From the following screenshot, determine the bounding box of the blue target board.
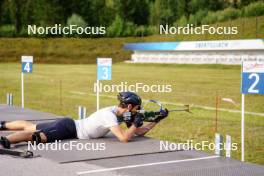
[241,61,264,94]
[21,56,33,73]
[97,58,112,80]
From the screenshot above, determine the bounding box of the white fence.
[131,50,264,65]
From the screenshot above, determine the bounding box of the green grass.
[0,16,263,64]
[0,63,263,165]
[0,15,263,165]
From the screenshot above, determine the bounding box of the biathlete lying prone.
[0,92,168,149]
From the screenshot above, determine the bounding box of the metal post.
[241,94,245,161]
[226,135,231,158]
[21,72,24,108]
[83,107,86,119]
[6,93,9,105]
[9,93,13,106]
[78,106,86,120]
[96,80,100,111]
[59,80,62,109]
[215,133,223,156]
[7,93,13,106]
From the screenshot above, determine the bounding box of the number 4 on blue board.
[242,62,264,94]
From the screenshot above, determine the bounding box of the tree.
[67,13,87,27]
[240,0,258,7]
[206,0,226,11]
[149,0,174,25]
[22,0,47,26]
[0,0,12,25]
[189,0,208,14]
[90,0,115,26]
[115,0,149,25]
[45,0,68,24]
[9,0,27,34]
[0,0,4,24]
[107,15,124,37]
[189,0,226,15]
[73,0,93,25]
[167,0,180,23]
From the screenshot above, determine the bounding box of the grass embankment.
[0,16,263,64]
[0,63,263,164]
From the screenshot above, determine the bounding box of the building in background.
[124,39,264,65]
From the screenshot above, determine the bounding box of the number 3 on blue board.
[102,67,109,80]
[97,66,111,80]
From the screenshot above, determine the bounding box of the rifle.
[137,100,192,122]
[0,148,34,158]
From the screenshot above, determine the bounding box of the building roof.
[124,39,264,51]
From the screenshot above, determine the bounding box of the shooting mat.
[0,105,63,121]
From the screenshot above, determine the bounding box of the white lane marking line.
[69,91,87,95]
[76,155,220,175]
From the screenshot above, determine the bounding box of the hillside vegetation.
[0,16,263,64]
